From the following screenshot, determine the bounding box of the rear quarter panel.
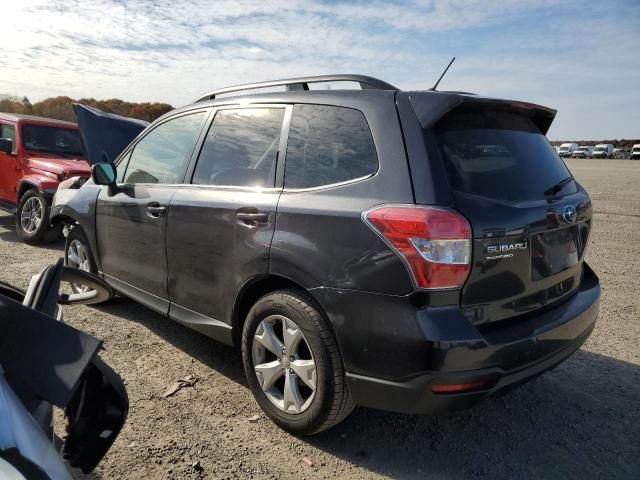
[270,93,415,295]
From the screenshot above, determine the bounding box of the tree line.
[0,94,173,123]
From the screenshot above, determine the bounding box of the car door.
[95,110,208,314]
[0,123,19,204]
[166,105,289,341]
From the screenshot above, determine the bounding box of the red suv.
[0,113,90,243]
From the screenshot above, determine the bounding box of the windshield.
[435,109,574,202]
[633,147,640,152]
[21,124,84,156]
[559,146,570,151]
[576,148,587,152]
[594,147,606,152]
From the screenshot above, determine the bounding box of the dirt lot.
[1,159,639,479]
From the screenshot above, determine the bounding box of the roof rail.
[192,74,398,103]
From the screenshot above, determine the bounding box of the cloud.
[2,0,639,138]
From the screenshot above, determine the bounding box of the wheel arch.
[232,274,337,349]
[52,206,103,273]
[17,180,38,200]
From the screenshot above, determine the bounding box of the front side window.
[116,150,132,183]
[21,125,83,156]
[123,112,206,184]
[192,108,285,188]
[0,125,15,151]
[284,105,378,189]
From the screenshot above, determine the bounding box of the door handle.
[146,203,166,218]
[236,211,268,225]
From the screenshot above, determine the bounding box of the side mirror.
[0,137,14,155]
[91,162,117,186]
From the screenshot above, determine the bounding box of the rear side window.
[435,109,574,201]
[0,125,15,151]
[123,112,206,184]
[192,108,285,188]
[284,105,378,189]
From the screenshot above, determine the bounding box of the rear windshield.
[434,109,574,201]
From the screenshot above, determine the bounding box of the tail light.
[363,205,471,290]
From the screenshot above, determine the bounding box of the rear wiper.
[544,176,574,197]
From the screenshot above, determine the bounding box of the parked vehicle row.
[554,142,638,159]
[49,75,600,435]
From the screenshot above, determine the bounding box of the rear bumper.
[312,264,600,415]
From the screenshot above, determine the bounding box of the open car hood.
[73,104,149,165]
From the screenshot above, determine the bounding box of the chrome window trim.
[282,172,376,193]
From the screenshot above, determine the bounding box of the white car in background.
[631,144,640,160]
[573,145,594,158]
[592,144,614,159]
[613,148,628,159]
[558,142,578,157]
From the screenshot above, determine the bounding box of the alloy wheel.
[252,315,317,414]
[20,196,43,234]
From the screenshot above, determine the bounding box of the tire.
[242,289,354,435]
[64,227,99,295]
[15,189,60,244]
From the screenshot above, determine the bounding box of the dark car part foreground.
[52,74,599,434]
[0,259,127,478]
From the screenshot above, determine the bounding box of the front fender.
[18,174,59,199]
[51,183,102,271]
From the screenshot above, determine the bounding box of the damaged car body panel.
[0,260,126,476]
[53,106,154,272]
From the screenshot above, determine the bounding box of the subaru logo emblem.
[562,205,577,223]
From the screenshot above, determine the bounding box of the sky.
[2,0,639,140]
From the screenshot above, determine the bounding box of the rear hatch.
[414,96,592,327]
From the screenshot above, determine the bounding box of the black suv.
[51,75,600,435]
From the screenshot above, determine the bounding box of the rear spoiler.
[408,91,557,135]
[73,104,149,165]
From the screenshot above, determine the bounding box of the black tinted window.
[21,125,83,156]
[124,112,205,184]
[435,109,574,201]
[192,108,284,188]
[285,105,378,189]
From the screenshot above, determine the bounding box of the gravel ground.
[1,159,638,480]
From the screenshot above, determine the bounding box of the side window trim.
[118,108,210,186]
[281,171,377,193]
[275,105,293,190]
[185,104,291,190]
